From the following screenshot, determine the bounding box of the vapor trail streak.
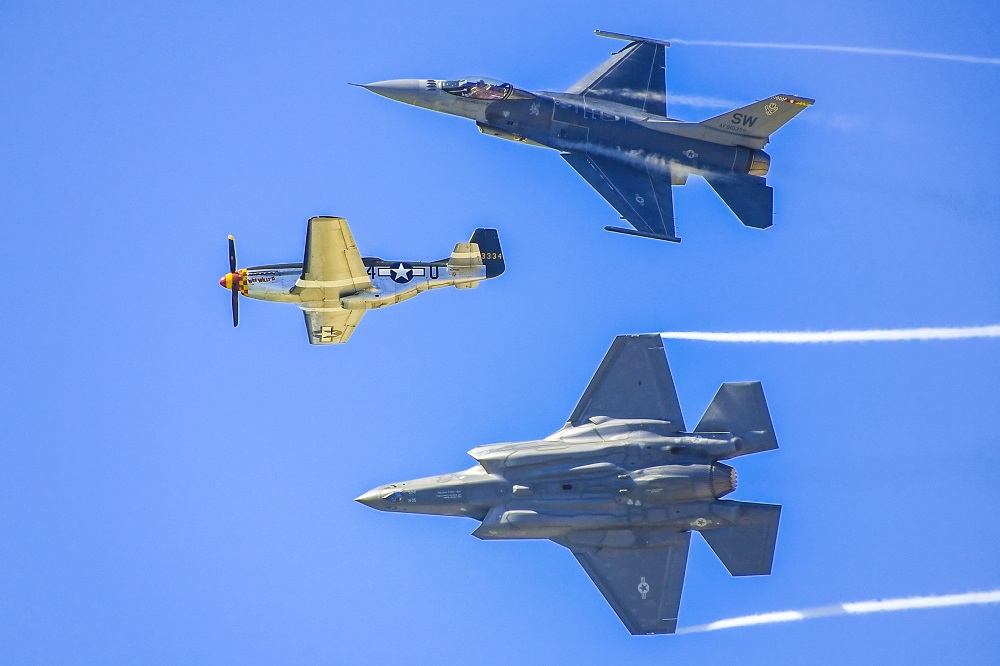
[668,38,1000,66]
[659,325,1000,344]
[677,590,1000,634]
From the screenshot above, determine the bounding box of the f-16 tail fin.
[696,382,778,457]
[700,94,814,142]
[700,501,781,576]
[703,174,774,230]
[470,228,505,278]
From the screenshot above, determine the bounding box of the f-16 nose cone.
[361,79,427,106]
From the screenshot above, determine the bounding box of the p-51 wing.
[295,216,372,297]
[293,216,373,345]
[301,308,365,345]
[561,153,679,242]
[556,530,691,635]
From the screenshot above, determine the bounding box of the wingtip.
[594,30,670,47]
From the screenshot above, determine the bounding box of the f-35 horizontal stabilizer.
[696,382,777,457]
[704,174,774,230]
[699,501,780,576]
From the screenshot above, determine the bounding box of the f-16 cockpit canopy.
[442,78,513,100]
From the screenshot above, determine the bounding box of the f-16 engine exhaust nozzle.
[749,150,770,176]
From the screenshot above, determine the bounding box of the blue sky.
[2,1,998,663]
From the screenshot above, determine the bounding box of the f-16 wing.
[295,216,373,298]
[301,308,365,345]
[568,31,668,116]
[556,530,691,635]
[567,334,686,430]
[561,152,679,242]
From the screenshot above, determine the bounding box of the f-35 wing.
[561,152,679,242]
[567,334,685,429]
[567,31,669,117]
[301,308,365,345]
[556,530,691,635]
[294,216,373,300]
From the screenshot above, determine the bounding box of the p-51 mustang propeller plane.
[219,216,504,344]
[361,30,814,242]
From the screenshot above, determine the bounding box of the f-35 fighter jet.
[362,30,813,242]
[357,334,780,634]
[219,216,504,344]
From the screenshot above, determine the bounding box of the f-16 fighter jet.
[357,334,780,634]
[362,30,813,242]
[218,216,504,345]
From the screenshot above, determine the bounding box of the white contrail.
[678,590,1000,634]
[668,38,1000,66]
[659,325,1000,344]
[668,93,742,110]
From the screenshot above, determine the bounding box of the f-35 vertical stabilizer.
[696,381,778,458]
[699,501,781,576]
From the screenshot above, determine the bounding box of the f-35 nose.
[355,488,382,507]
[360,79,428,106]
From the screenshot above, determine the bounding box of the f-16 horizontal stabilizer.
[696,382,777,457]
[704,174,774,230]
[700,501,781,576]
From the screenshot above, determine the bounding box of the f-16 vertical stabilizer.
[696,382,778,457]
[700,501,781,576]
[699,94,815,142]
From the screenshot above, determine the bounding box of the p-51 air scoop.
[357,334,781,634]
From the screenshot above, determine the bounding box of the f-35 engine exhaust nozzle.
[631,462,737,502]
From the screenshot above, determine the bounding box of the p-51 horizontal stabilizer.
[699,501,781,576]
[696,381,777,457]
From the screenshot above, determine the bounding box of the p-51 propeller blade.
[218,235,240,327]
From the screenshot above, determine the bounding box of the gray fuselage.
[358,417,750,547]
[361,79,771,184]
